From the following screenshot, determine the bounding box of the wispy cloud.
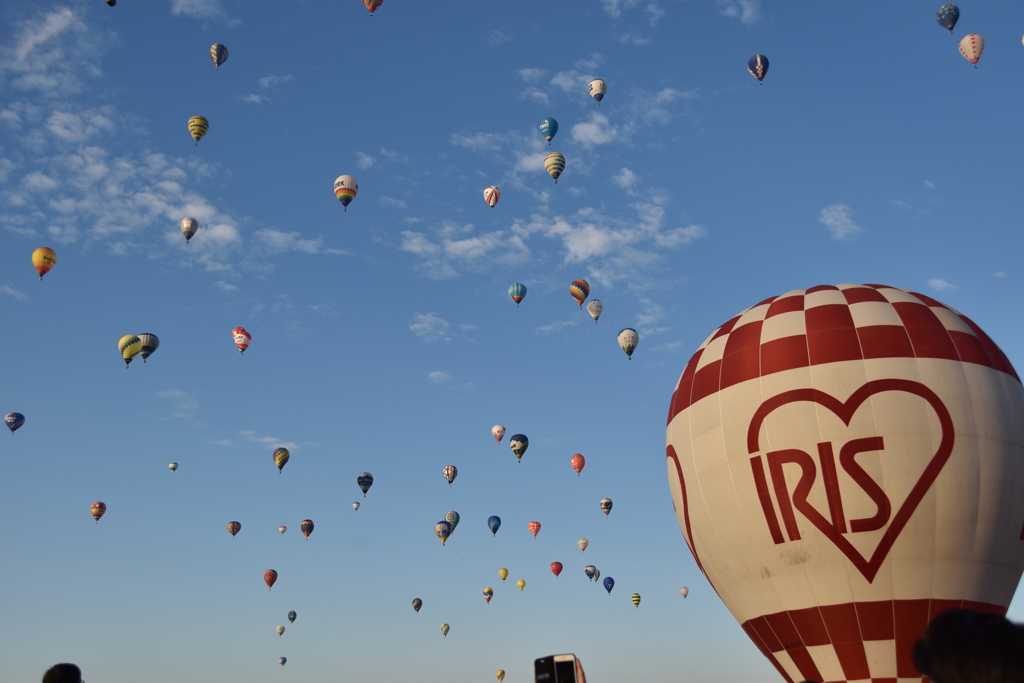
[488,30,511,47]
[993,272,1007,278]
[400,221,529,279]
[1,284,29,301]
[717,0,760,25]
[157,389,199,419]
[356,152,375,170]
[819,204,862,241]
[928,278,957,292]
[239,93,267,104]
[618,33,651,45]
[536,319,579,335]
[571,113,618,146]
[379,196,407,209]
[253,229,348,256]
[409,312,451,342]
[238,430,298,452]
[170,0,240,25]
[428,371,453,383]
[258,74,293,89]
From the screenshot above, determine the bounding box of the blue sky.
[2,1,1024,681]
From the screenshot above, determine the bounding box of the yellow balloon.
[118,334,141,369]
[32,247,57,280]
[496,670,505,682]
[498,568,508,582]
[516,579,526,591]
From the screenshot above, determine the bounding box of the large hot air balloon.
[508,283,527,307]
[232,327,251,355]
[747,54,769,83]
[499,568,508,582]
[273,447,289,473]
[357,472,373,496]
[440,623,449,637]
[540,117,558,144]
[544,152,565,183]
[488,515,501,536]
[32,247,57,280]
[550,562,563,578]
[588,79,606,104]
[210,43,228,69]
[571,453,585,475]
[631,593,641,608]
[680,587,688,599]
[352,502,360,511]
[264,569,277,591]
[445,511,460,533]
[180,217,198,243]
[599,498,613,516]
[510,434,529,461]
[412,598,422,613]
[959,34,984,67]
[91,501,106,523]
[333,175,358,211]
[118,335,141,369]
[483,587,493,603]
[278,657,286,667]
[364,0,383,15]
[188,115,209,145]
[496,670,505,682]
[5,412,25,434]
[603,576,615,594]
[618,328,639,360]
[276,625,285,637]
[300,519,314,539]
[936,4,959,33]
[168,462,177,472]
[578,538,589,552]
[584,565,597,581]
[528,521,541,538]
[516,579,526,591]
[570,280,590,308]
[665,283,1024,683]
[492,425,506,443]
[484,186,500,210]
[227,521,241,537]
[435,520,452,545]
[443,465,458,487]
[288,610,296,623]
[137,333,159,363]
[587,299,603,323]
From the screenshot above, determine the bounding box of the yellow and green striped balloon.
[188,116,209,146]
[544,152,565,184]
[118,334,141,369]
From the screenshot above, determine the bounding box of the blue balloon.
[287,610,296,624]
[539,117,559,144]
[936,4,959,33]
[487,515,501,537]
[747,54,769,83]
[603,576,614,594]
[508,283,527,307]
[4,412,25,434]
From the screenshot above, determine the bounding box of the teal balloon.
[445,510,460,533]
[540,117,558,144]
[508,283,527,307]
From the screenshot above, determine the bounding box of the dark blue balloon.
[603,576,614,594]
[747,54,769,83]
[287,610,296,624]
[487,515,501,536]
[4,412,24,434]
[936,4,959,33]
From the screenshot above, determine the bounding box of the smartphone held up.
[534,653,586,683]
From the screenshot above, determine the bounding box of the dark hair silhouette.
[42,663,81,683]
[911,609,1024,683]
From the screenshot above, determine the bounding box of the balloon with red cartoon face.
[666,284,1024,683]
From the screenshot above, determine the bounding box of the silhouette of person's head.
[912,609,1024,683]
[42,663,82,683]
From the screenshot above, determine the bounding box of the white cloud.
[258,74,293,89]
[213,280,239,293]
[488,30,511,47]
[451,131,506,153]
[517,68,547,82]
[619,33,651,45]
[923,180,935,189]
[602,1,663,24]
[536,319,579,335]
[571,113,618,146]
[379,196,407,209]
[1,284,29,301]
[928,278,957,291]
[428,371,453,383]
[400,223,529,279]
[170,0,239,25]
[994,272,1007,278]
[717,0,761,25]
[253,229,347,256]
[819,204,862,241]
[635,298,667,335]
[613,168,640,194]
[550,70,592,95]
[239,94,267,104]
[157,389,199,418]
[46,109,113,142]
[519,87,549,105]
[356,152,375,170]
[238,430,298,452]
[409,313,451,342]
[22,171,59,192]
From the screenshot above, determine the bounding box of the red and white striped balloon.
[958,34,984,67]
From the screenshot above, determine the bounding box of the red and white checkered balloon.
[666,284,1024,683]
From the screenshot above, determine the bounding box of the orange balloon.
[570,453,585,475]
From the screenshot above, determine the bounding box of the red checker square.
[959,315,1019,381]
[946,331,993,369]
[832,639,871,681]
[720,321,763,389]
[760,335,810,376]
[842,287,889,305]
[741,621,794,683]
[690,360,722,406]
[869,678,898,683]
[745,615,785,652]
[892,303,959,361]
[806,305,863,365]
[788,606,831,647]
[711,315,741,342]
[763,610,803,647]
[667,348,703,423]
[894,599,929,678]
[855,600,895,640]
[905,291,949,309]
[766,295,805,318]
[755,295,780,307]
[820,602,861,643]
[856,325,915,360]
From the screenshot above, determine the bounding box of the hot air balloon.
[496,670,505,682]
[5,412,25,434]
[445,511,460,533]
[300,519,314,539]
[483,587,493,603]
[278,657,286,667]
[631,593,641,608]
[936,4,959,33]
[232,327,251,355]
[91,501,106,523]
[570,280,590,308]
[959,34,984,67]
[593,568,600,582]
[508,283,527,307]
[665,283,1024,683]
[488,515,501,536]
[550,562,563,578]
[412,598,422,613]
[137,333,159,363]
[587,299,603,323]
[180,217,198,243]
[364,0,383,15]
[333,175,358,211]
[31,247,56,280]
[168,462,177,472]
[188,115,208,145]
[680,587,688,599]
[578,538,589,552]
[273,448,289,473]
[227,521,241,537]
[747,54,769,83]
[107,0,115,6]
[288,610,296,623]
[443,465,457,487]
[435,520,452,545]
[600,498,613,516]
[584,566,597,581]
[357,472,373,496]
[484,186,500,210]
[544,152,565,183]
[618,328,639,360]
[492,425,506,443]
[276,625,285,637]
[352,502,360,511]
[440,623,449,637]
[571,453,585,475]
[516,579,526,591]
[540,117,558,144]
[588,79,606,104]
[118,335,141,368]
[603,576,615,594]
[210,43,228,69]
[264,569,277,591]
[528,521,541,538]
[279,526,287,534]
[510,434,529,461]
[499,568,508,582]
